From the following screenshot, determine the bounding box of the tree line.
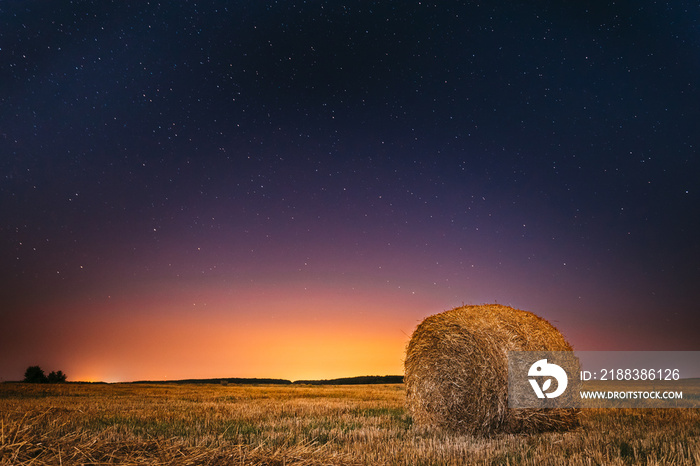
[23,366,67,383]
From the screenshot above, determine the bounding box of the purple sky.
[1,1,699,382]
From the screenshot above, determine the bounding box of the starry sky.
[1,1,699,383]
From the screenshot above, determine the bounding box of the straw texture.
[404,304,579,435]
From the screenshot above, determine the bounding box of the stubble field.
[1,382,699,465]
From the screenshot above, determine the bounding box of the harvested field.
[1,383,699,465]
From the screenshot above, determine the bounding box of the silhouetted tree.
[47,370,67,383]
[24,366,48,383]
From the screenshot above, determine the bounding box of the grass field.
[1,382,699,465]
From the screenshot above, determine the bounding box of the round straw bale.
[404,304,578,435]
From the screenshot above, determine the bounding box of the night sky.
[2,1,699,383]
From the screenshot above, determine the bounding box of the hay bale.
[404,304,578,435]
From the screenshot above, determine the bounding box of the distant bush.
[23,366,67,383]
[24,366,47,383]
[48,370,67,383]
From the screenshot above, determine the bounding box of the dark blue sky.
[1,1,699,381]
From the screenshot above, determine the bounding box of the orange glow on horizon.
[33,278,435,383]
[64,322,409,382]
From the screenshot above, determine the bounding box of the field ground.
[1,382,699,465]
